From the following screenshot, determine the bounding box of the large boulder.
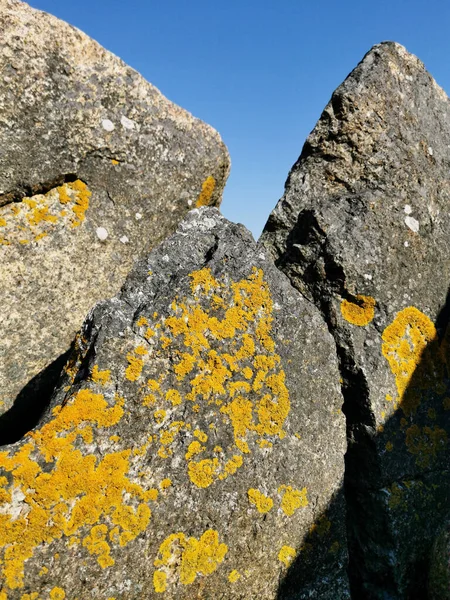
[0,0,229,427]
[260,42,450,598]
[0,208,348,599]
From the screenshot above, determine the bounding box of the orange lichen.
[0,389,155,590]
[195,176,216,208]
[278,485,308,516]
[0,180,92,245]
[247,488,274,513]
[340,295,375,326]
[90,365,111,385]
[153,529,227,590]
[126,267,290,488]
[382,307,437,415]
[125,353,144,382]
[278,545,297,567]
[188,458,219,488]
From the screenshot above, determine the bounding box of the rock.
[0,208,348,599]
[0,0,229,426]
[260,42,450,598]
[428,518,450,600]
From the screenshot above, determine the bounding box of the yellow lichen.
[153,570,167,593]
[90,365,111,385]
[153,529,227,589]
[125,353,144,382]
[278,485,308,516]
[49,590,66,600]
[160,479,172,490]
[247,488,274,513]
[195,176,216,207]
[382,307,437,415]
[0,389,155,590]
[228,569,241,582]
[188,458,219,488]
[340,295,375,326]
[278,545,297,567]
[128,267,291,488]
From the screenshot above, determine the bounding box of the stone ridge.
[0,208,348,599]
[261,41,450,598]
[0,0,230,421]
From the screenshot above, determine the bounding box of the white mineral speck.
[135,212,143,220]
[101,119,115,132]
[364,274,373,280]
[404,241,409,247]
[187,199,193,206]
[121,115,136,130]
[120,236,129,244]
[404,216,419,233]
[428,146,433,156]
[404,204,412,214]
[96,227,108,241]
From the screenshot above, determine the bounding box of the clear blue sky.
[29,0,450,239]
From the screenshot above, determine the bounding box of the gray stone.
[260,42,450,598]
[0,0,229,423]
[0,208,348,599]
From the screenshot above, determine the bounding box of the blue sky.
[29,1,450,239]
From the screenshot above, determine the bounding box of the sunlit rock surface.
[0,0,229,421]
[0,208,347,599]
[260,42,450,598]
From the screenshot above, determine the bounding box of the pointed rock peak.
[261,42,450,597]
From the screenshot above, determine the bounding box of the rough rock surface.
[428,518,450,599]
[0,208,348,599]
[260,42,450,598]
[0,0,229,423]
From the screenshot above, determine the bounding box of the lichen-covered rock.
[260,42,450,598]
[0,0,229,421]
[429,519,450,600]
[0,208,348,599]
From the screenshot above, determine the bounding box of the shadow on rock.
[277,290,450,600]
[0,346,72,446]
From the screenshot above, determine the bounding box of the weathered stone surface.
[428,518,450,599]
[260,42,450,598]
[0,0,229,421]
[0,208,348,599]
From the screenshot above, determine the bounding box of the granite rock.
[260,42,450,598]
[0,0,229,423]
[0,208,347,599]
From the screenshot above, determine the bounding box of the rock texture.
[0,0,229,424]
[428,518,450,600]
[0,208,348,599]
[260,42,450,598]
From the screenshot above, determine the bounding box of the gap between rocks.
[0,173,79,207]
[273,209,397,599]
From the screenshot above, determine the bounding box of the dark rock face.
[0,208,348,599]
[260,42,450,598]
[428,519,450,599]
[0,0,229,420]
